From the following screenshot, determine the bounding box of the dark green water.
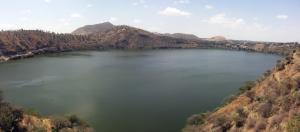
[0,49,282,132]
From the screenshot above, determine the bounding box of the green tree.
[65,113,90,127]
[0,89,3,102]
[239,81,255,93]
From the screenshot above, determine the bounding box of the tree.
[0,89,3,102]
[239,81,255,93]
[50,115,71,130]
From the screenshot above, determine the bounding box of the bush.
[276,62,285,71]
[286,116,300,132]
[294,77,300,91]
[233,116,245,128]
[65,113,90,127]
[213,115,232,131]
[254,119,267,131]
[221,94,237,105]
[246,117,256,130]
[0,102,24,132]
[245,91,255,101]
[0,89,3,102]
[23,107,41,117]
[186,112,210,125]
[50,115,71,130]
[269,114,283,128]
[264,69,271,77]
[236,107,248,118]
[239,81,255,93]
[257,102,272,118]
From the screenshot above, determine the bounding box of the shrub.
[257,102,272,118]
[213,115,232,131]
[282,96,293,111]
[233,116,245,128]
[236,107,248,118]
[277,62,285,71]
[0,102,24,132]
[294,77,300,91]
[65,113,90,127]
[186,112,210,125]
[246,117,256,130]
[239,81,255,93]
[286,116,300,132]
[0,89,3,102]
[245,91,255,101]
[221,94,237,105]
[23,107,41,117]
[254,119,267,131]
[269,114,283,128]
[295,58,300,72]
[50,115,71,130]
[264,69,271,77]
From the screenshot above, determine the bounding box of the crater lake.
[0,49,283,132]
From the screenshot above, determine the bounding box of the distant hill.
[206,36,226,41]
[71,22,115,35]
[94,25,198,49]
[163,33,201,41]
[0,24,297,63]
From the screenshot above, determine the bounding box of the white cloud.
[134,19,141,23]
[132,2,138,6]
[0,24,14,28]
[144,5,148,8]
[63,23,70,26]
[87,4,92,7]
[71,13,82,17]
[202,13,246,28]
[109,17,117,22]
[158,7,192,17]
[174,0,190,4]
[253,17,258,20]
[246,23,271,32]
[277,15,288,19]
[45,0,51,2]
[59,19,66,22]
[140,0,145,3]
[20,18,27,20]
[205,5,213,9]
[22,10,31,13]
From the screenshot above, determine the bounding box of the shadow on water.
[42,52,92,58]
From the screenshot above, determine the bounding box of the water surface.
[0,49,282,132]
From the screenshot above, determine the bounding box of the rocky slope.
[71,22,115,35]
[182,48,300,132]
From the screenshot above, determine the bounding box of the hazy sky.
[1,0,299,42]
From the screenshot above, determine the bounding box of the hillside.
[0,29,107,62]
[0,26,201,63]
[71,22,115,35]
[206,36,227,41]
[182,48,300,132]
[95,25,198,49]
[0,24,297,63]
[163,33,201,41]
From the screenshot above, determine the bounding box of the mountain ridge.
[71,22,115,35]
